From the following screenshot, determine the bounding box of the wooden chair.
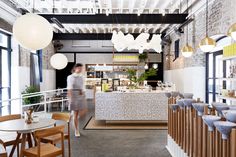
[0,114,21,156]
[0,139,7,157]
[41,113,71,157]
[22,125,65,157]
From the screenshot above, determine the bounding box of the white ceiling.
[5,0,193,34]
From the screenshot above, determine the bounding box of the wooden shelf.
[221,56,236,61]
[218,96,236,101]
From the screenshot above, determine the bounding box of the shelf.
[217,78,236,81]
[218,96,236,101]
[221,56,236,61]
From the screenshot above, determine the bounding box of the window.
[0,31,11,116]
[206,51,225,104]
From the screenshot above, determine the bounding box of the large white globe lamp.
[13,13,53,51]
[50,53,68,70]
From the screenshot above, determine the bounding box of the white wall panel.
[164,67,205,101]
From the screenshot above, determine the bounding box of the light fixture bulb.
[199,36,216,52]
[139,49,144,54]
[228,23,236,41]
[153,64,158,69]
[13,13,53,51]
[181,44,194,58]
[144,64,148,69]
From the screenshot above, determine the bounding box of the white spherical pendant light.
[199,36,216,52]
[50,53,68,70]
[13,13,53,51]
[144,64,149,69]
[228,23,236,41]
[181,45,194,58]
[153,64,158,69]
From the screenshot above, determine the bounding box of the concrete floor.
[66,101,171,157]
[7,101,171,157]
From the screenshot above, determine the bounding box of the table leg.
[20,134,27,157]
[27,133,33,148]
[31,132,37,146]
[9,133,21,157]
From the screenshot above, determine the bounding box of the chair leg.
[68,138,71,157]
[17,143,19,157]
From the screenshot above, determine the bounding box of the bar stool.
[214,121,236,157]
[202,115,221,157]
[223,110,236,157]
[192,103,208,157]
[181,93,194,99]
[176,99,185,149]
[212,102,229,117]
[169,104,179,141]
[165,92,172,136]
[183,99,195,156]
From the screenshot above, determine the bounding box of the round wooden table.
[0,118,55,157]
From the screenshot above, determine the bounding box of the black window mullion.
[205,53,209,103]
[212,53,216,101]
[0,49,2,115]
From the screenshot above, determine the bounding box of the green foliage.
[126,68,157,85]
[138,52,148,62]
[21,86,41,105]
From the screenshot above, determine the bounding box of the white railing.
[0,88,69,114]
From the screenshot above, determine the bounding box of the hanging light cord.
[186,0,189,45]
[206,0,209,37]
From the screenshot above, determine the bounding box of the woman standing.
[67,63,87,137]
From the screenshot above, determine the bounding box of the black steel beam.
[40,14,188,24]
[53,33,159,40]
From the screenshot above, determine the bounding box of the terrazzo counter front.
[95,91,168,121]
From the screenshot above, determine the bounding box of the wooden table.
[0,118,55,157]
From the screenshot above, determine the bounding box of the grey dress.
[67,73,86,111]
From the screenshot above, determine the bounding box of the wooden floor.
[84,117,168,130]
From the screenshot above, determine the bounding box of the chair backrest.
[35,125,65,157]
[0,114,21,122]
[35,125,65,139]
[52,113,71,123]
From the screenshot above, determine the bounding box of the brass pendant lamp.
[199,0,216,52]
[228,23,236,40]
[181,0,194,58]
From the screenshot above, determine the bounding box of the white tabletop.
[0,118,56,133]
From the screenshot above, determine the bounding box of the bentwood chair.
[22,125,65,157]
[0,114,21,156]
[41,113,71,157]
[0,139,7,157]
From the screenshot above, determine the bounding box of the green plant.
[138,52,148,62]
[126,68,157,85]
[22,86,41,105]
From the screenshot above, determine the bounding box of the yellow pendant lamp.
[182,44,194,58]
[181,0,194,58]
[199,0,216,52]
[228,23,236,41]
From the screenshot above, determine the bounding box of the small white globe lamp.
[153,64,158,69]
[144,64,149,69]
[13,13,53,51]
[50,53,68,70]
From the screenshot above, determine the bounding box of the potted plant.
[138,52,148,62]
[126,68,157,89]
[21,86,42,105]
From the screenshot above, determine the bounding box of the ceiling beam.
[53,33,160,40]
[39,13,188,24]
